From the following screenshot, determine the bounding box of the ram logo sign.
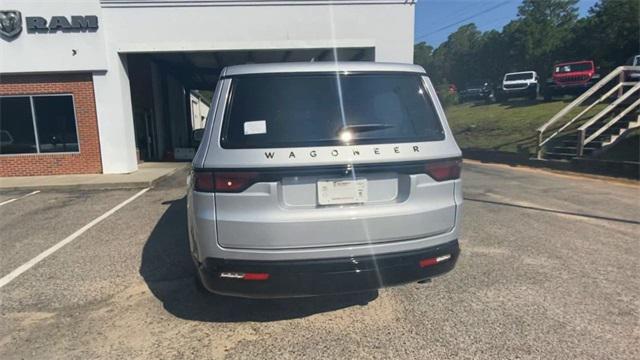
[26,15,99,33]
[0,10,22,39]
[0,12,98,40]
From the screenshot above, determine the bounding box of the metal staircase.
[537,66,640,160]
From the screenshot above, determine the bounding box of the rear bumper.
[198,239,460,298]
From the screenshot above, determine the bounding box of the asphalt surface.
[1,162,638,359]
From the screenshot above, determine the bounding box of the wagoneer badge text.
[264,145,422,159]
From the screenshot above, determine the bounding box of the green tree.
[572,0,640,71]
[510,0,579,76]
[434,23,483,86]
[413,0,638,86]
[413,42,437,79]
[476,30,510,83]
[413,42,434,66]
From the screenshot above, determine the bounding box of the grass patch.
[444,99,601,155]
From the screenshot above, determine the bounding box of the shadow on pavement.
[140,196,378,323]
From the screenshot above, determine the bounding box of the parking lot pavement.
[0,190,39,206]
[0,189,142,279]
[1,163,638,359]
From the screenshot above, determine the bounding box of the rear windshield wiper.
[338,124,395,134]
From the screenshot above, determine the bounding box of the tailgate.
[214,163,457,250]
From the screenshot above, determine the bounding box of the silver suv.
[187,62,462,298]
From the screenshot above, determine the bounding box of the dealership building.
[0,0,415,177]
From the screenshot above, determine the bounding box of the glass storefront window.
[33,96,79,153]
[0,97,38,154]
[0,95,79,155]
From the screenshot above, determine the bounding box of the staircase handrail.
[536,65,639,159]
[577,82,640,133]
[576,96,640,156]
[538,83,623,148]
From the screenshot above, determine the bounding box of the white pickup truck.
[497,71,539,101]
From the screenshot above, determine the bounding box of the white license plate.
[317,179,368,205]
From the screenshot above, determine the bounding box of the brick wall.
[0,73,102,177]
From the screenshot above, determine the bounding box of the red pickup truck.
[543,60,600,101]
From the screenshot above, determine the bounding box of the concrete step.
[543,151,578,160]
[562,139,603,147]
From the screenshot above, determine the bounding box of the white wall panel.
[1,0,414,174]
[0,1,107,73]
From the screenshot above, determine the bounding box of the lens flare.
[339,130,353,142]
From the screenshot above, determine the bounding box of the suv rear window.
[220,73,444,149]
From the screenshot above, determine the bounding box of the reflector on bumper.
[219,272,270,281]
[419,254,451,268]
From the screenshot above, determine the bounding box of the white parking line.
[0,190,41,207]
[0,187,150,289]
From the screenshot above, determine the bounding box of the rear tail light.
[214,172,259,192]
[425,159,461,181]
[193,171,259,192]
[193,159,461,192]
[193,171,215,192]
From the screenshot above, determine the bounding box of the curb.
[0,182,153,192]
[0,164,187,192]
[462,149,640,180]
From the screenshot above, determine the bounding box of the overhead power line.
[415,0,513,41]
[427,1,487,30]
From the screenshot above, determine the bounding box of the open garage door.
[126,48,375,161]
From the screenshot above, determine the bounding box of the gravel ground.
[0,162,638,359]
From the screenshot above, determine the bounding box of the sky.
[415,0,600,47]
